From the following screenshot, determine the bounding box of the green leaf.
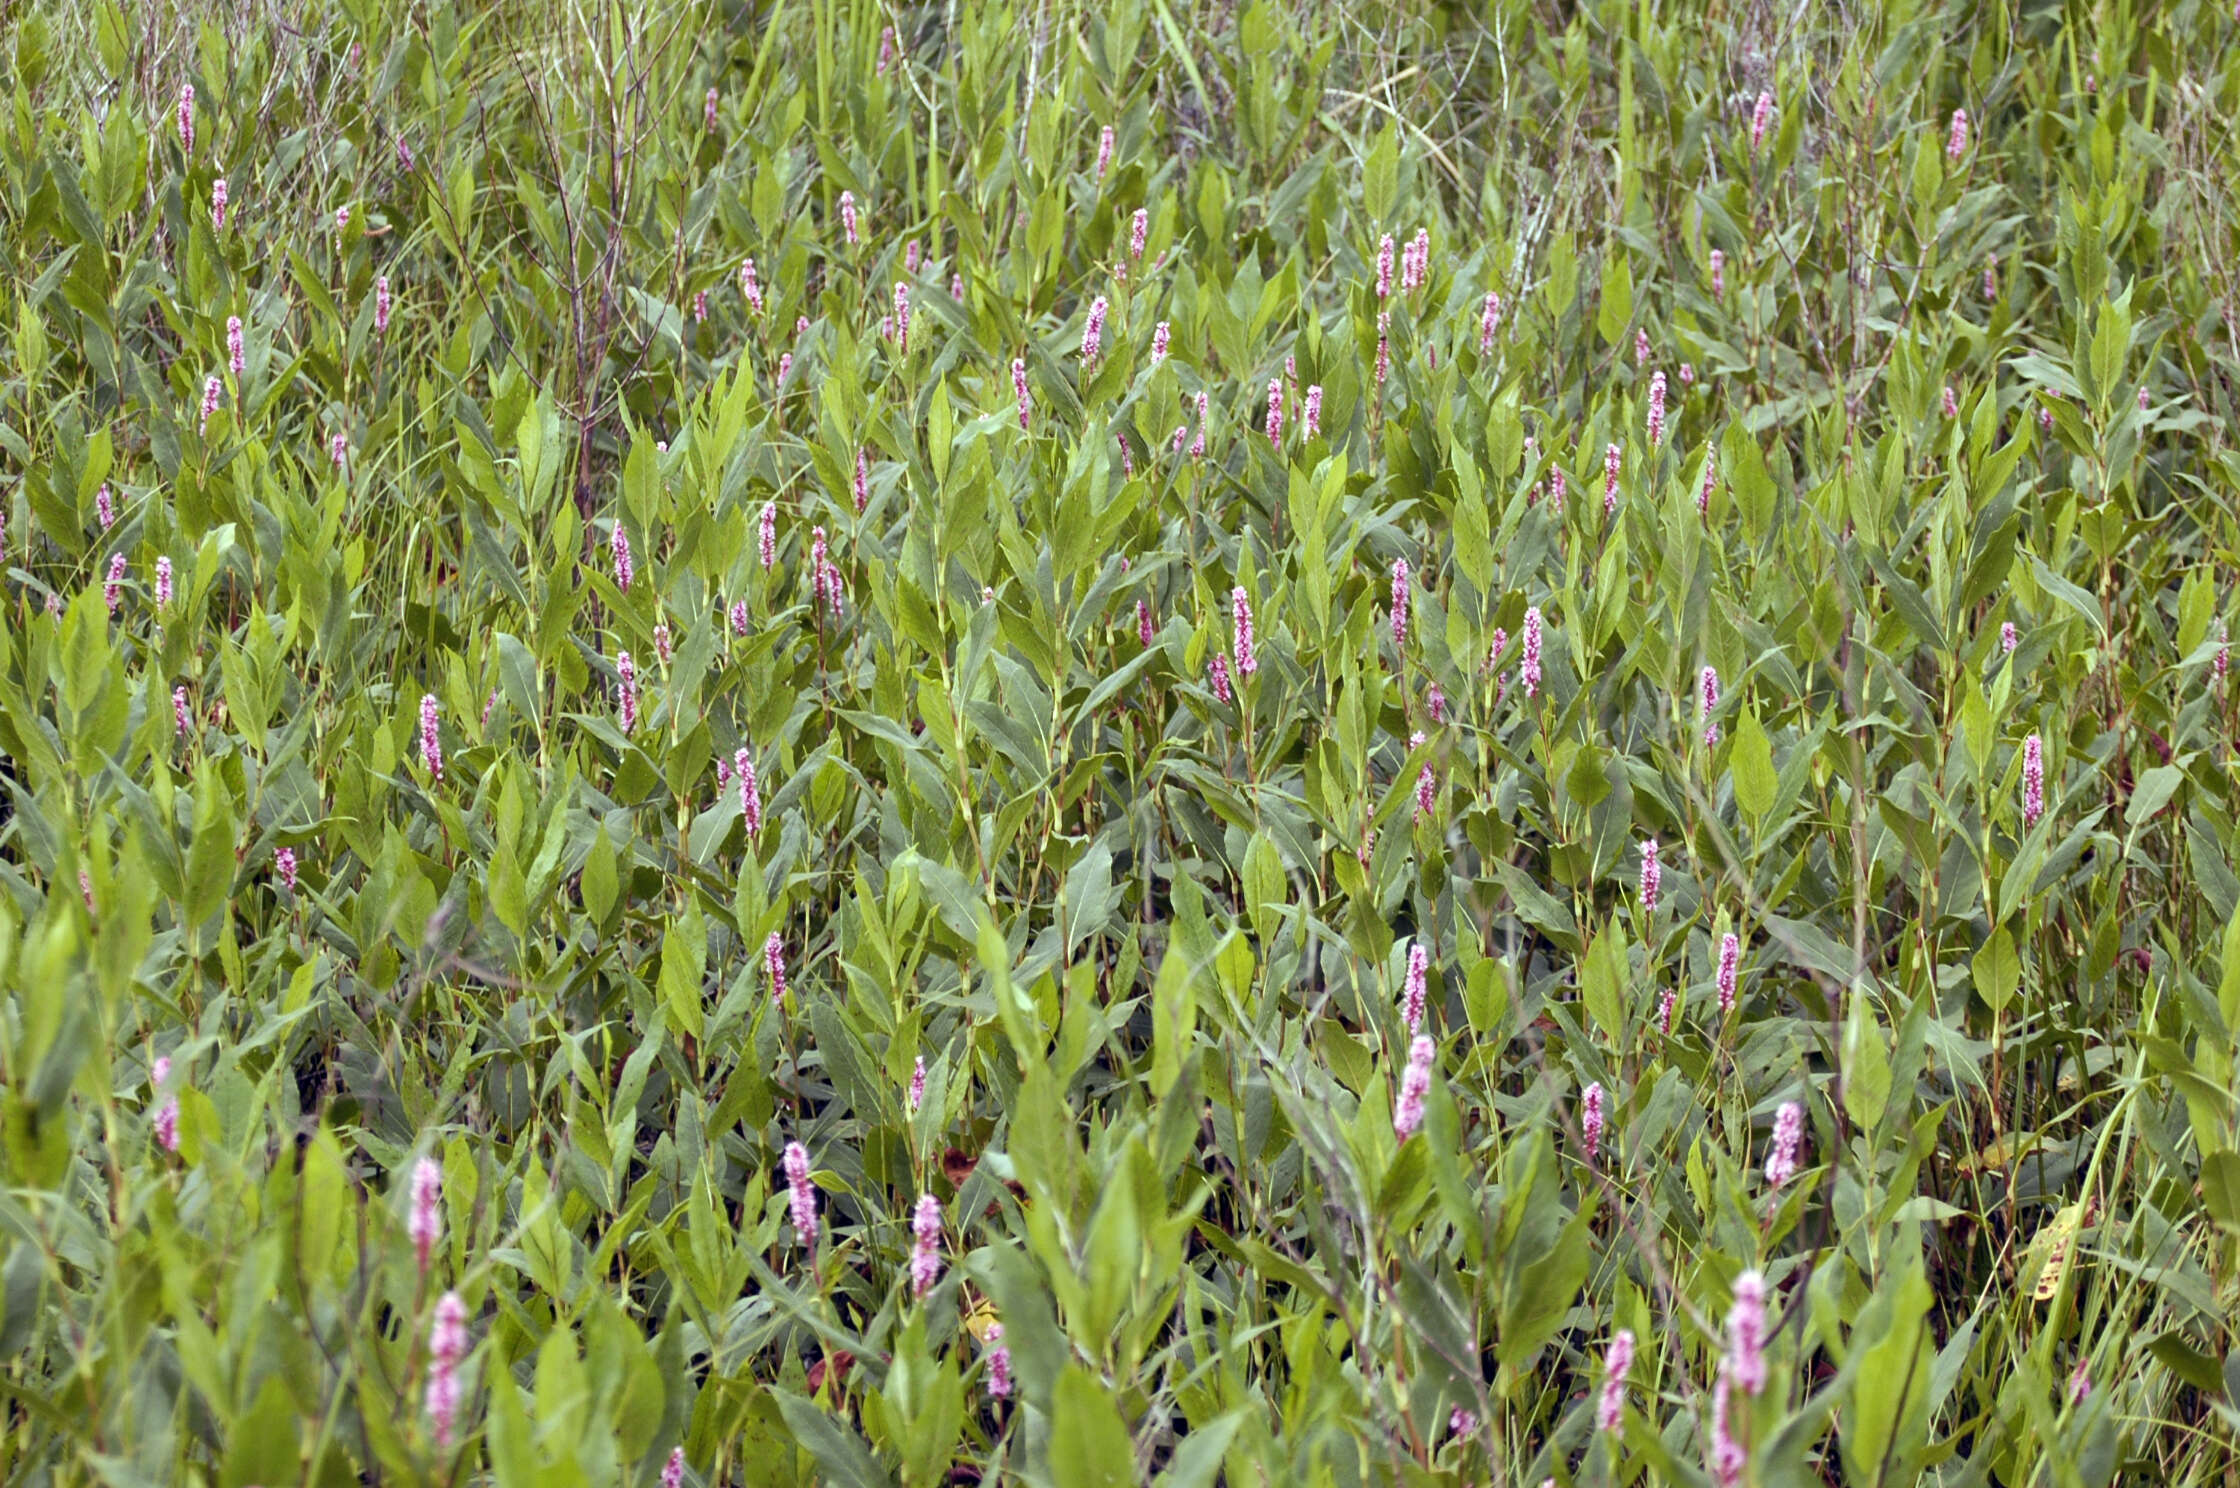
[1729,710,1777,821]
[1048,1366,1135,1488]
[1972,927,2020,1015]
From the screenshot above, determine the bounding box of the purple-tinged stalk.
[396,137,416,171]
[1717,933,1740,1014]
[1392,1034,1434,1141]
[765,933,789,1008]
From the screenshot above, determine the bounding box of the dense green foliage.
[5,0,2240,1482]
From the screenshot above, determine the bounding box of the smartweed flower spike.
[425,1292,470,1447]
[410,1157,443,1273]
[201,375,222,434]
[1699,448,1719,516]
[810,526,829,601]
[227,316,244,378]
[2023,733,2044,827]
[1479,291,1502,353]
[1450,1409,1480,1439]
[740,258,764,314]
[1717,932,1740,1014]
[1549,467,1566,515]
[1521,607,1544,698]
[1657,987,1676,1035]
[1012,358,1031,431]
[1082,295,1107,366]
[2139,384,2151,411]
[1096,124,1114,180]
[1375,313,1391,385]
[1947,107,1970,161]
[1209,651,1233,705]
[1392,1034,1435,1141]
[1700,665,1721,746]
[1580,1082,1604,1164]
[692,290,707,324]
[1151,320,1170,365]
[1266,378,1284,447]
[838,190,859,246]
[910,1193,943,1297]
[985,1325,1013,1398]
[611,523,633,593]
[1403,942,1429,1032]
[1427,682,1446,722]
[877,26,895,74]
[97,484,113,530]
[331,432,348,469]
[1647,371,1667,447]
[950,272,965,300]
[1983,253,1998,301]
[729,600,751,635]
[211,178,228,232]
[104,554,125,614]
[783,1142,816,1247]
[1640,838,1661,916]
[1710,248,1725,300]
[276,846,297,892]
[854,448,870,514]
[173,685,191,739]
[396,137,416,171]
[1766,1100,1804,1188]
[1130,208,1148,263]
[1634,328,1650,367]
[907,1055,926,1113]
[652,623,672,666]
[1604,442,1623,515]
[2068,1357,2091,1407]
[759,501,777,569]
[2001,621,2018,655]
[2218,623,2229,681]
[1711,1373,1747,1487]
[155,556,172,610]
[420,694,443,780]
[1942,384,1959,418]
[1598,1331,1635,1433]
[1303,384,1322,441]
[151,1057,180,1151]
[375,275,392,335]
[1750,90,1774,154]
[614,652,637,734]
[735,747,761,834]
[1138,599,1155,647]
[777,353,793,386]
[1192,391,1209,458]
[1680,361,1695,384]
[893,282,911,352]
[335,204,350,235]
[1390,558,1410,649]
[705,87,719,131]
[177,84,195,156]
[1411,227,1431,287]
[764,932,790,1006]
[664,1447,686,1488]
[1727,1271,1769,1394]
[1231,587,1257,677]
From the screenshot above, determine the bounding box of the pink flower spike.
[1402,942,1429,1032]
[1138,599,1155,647]
[1392,1034,1435,1141]
[151,1056,181,1152]
[1598,1330,1635,1433]
[741,258,764,315]
[1390,558,1410,650]
[2022,732,2044,828]
[854,447,870,514]
[1699,449,1719,517]
[173,685,191,740]
[211,177,228,232]
[1130,208,1148,262]
[893,281,910,353]
[420,693,443,781]
[1603,442,1622,515]
[1303,384,1322,440]
[1151,321,1170,365]
[375,274,392,334]
[1095,124,1114,180]
[1376,234,1394,298]
[425,1292,468,1448]
[1634,328,1650,367]
[908,1055,927,1114]
[705,87,720,131]
[1012,358,1032,431]
[1639,838,1660,916]
[1479,291,1502,353]
[735,747,761,834]
[1647,371,1667,447]
[759,501,778,569]
[103,553,126,614]
[2068,1356,2091,1407]
[177,84,195,156]
[1580,1081,1604,1164]
[410,1156,443,1273]
[909,1192,943,1297]
[765,932,790,1008]
[1947,107,1970,161]
[1700,665,1721,746]
[1657,987,1676,1035]
[1414,760,1436,824]
[1521,607,1544,699]
[200,375,223,434]
[276,846,297,891]
[154,555,173,610]
[1208,650,1233,706]
[614,651,637,734]
[227,316,245,379]
[1192,391,1209,458]
[1710,248,1725,300]
[611,522,634,593]
[1765,1100,1804,1188]
[1726,1271,1768,1394]
[2001,621,2018,655]
[1717,932,1740,1014]
[783,1141,817,1247]
[1231,587,1257,677]
[1750,91,1774,155]
[1942,384,1959,419]
[986,1324,1013,1398]
[1266,378,1283,447]
[1081,295,1107,366]
[838,190,859,246]
[664,1446,686,1488]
